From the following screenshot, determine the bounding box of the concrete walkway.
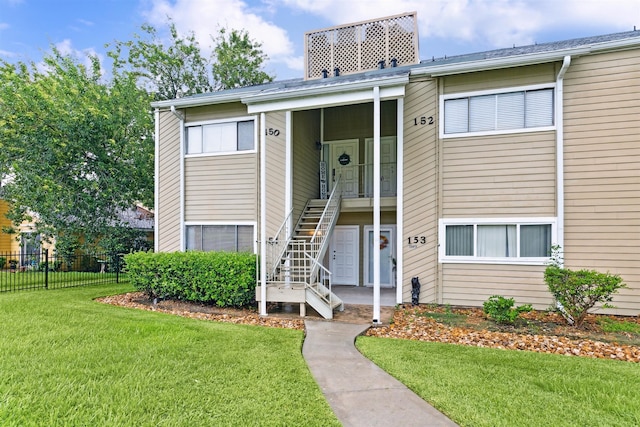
[303,320,458,427]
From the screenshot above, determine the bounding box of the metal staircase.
[264,179,343,319]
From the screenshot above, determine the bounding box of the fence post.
[44,248,49,289]
[115,253,120,284]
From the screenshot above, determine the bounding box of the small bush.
[124,251,257,307]
[483,295,532,325]
[0,257,5,269]
[545,265,627,327]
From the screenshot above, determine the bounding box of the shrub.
[483,295,532,325]
[124,251,257,307]
[0,257,5,269]
[544,265,627,327]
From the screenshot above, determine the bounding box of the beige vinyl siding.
[563,48,640,315]
[442,63,556,94]
[437,64,558,310]
[292,110,321,220]
[323,101,397,140]
[442,131,556,217]
[184,154,257,222]
[184,102,248,123]
[157,111,182,252]
[265,112,286,237]
[442,264,550,308]
[403,78,439,303]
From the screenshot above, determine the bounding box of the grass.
[357,336,640,427]
[0,284,339,426]
[599,317,640,334]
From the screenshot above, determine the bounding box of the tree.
[108,21,213,101]
[211,28,274,90]
[109,22,274,100]
[0,48,154,251]
[0,21,273,251]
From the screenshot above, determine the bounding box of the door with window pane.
[365,226,395,288]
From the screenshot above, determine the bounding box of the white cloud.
[142,0,296,74]
[77,19,95,27]
[0,49,17,58]
[0,22,9,31]
[279,0,639,50]
[54,39,104,73]
[139,0,640,79]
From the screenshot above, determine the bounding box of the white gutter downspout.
[373,86,381,324]
[170,106,186,251]
[259,112,268,316]
[154,108,160,252]
[556,56,571,265]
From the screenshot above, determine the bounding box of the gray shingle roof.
[420,30,640,66]
[153,30,640,107]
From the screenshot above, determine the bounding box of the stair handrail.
[302,176,342,286]
[303,251,333,307]
[310,174,342,245]
[266,208,293,279]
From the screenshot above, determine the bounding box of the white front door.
[330,139,359,198]
[365,137,397,197]
[364,225,396,288]
[329,226,359,285]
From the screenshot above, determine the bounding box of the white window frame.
[184,116,257,157]
[438,217,557,265]
[439,83,556,139]
[184,221,257,253]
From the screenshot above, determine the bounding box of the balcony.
[332,163,397,211]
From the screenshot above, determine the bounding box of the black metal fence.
[0,250,123,293]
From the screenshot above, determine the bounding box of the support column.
[396,97,404,305]
[373,87,381,324]
[285,111,293,236]
[260,112,268,316]
[284,111,293,288]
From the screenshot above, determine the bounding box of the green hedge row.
[124,251,257,307]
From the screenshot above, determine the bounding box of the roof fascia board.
[150,90,261,109]
[413,47,591,77]
[243,74,408,104]
[246,84,405,114]
[589,35,640,53]
[415,35,640,77]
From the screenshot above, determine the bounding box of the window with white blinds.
[186,225,254,252]
[439,218,556,264]
[444,87,554,135]
[186,119,255,155]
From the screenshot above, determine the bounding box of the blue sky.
[1,0,639,80]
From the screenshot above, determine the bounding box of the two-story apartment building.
[152,13,640,322]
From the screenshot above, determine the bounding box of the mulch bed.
[366,305,640,363]
[97,292,305,330]
[97,293,640,363]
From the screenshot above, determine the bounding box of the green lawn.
[357,336,640,427]
[0,284,339,427]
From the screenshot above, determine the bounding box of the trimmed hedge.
[124,251,257,307]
